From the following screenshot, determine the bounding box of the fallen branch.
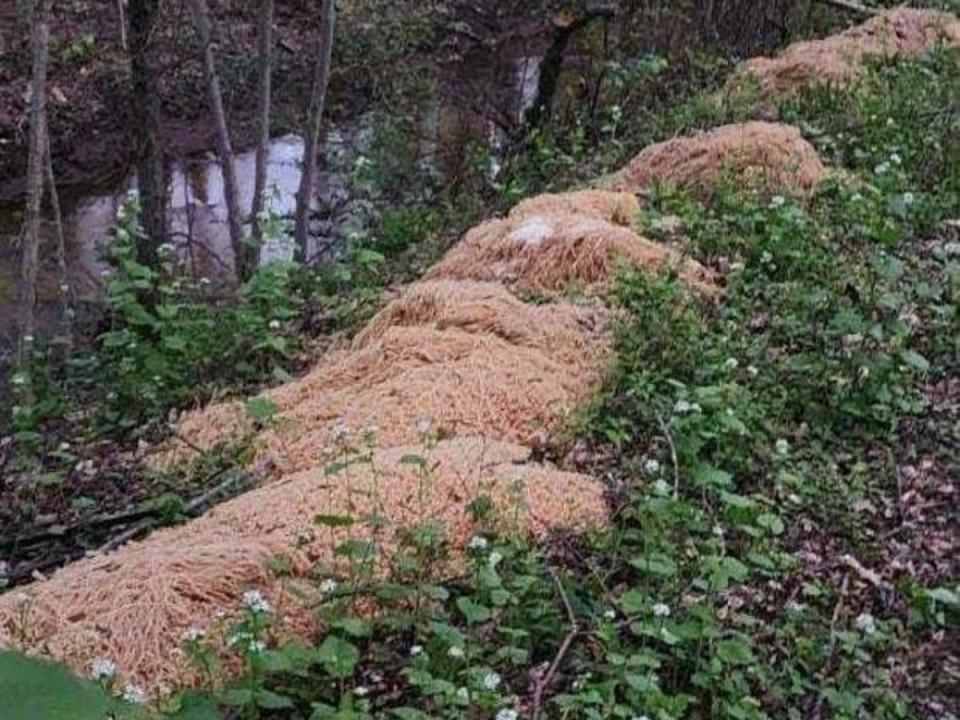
[531,566,580,720]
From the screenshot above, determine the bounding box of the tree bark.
[525,6,614,130]
[17,0,50,364]
[293,0,336,264]
[188,0,248,281]
[129,0,167,270]
[249,0,274,264]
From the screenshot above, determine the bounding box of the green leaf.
[716,637,755,665]
[925,587,960,606]
[314,514,356,528]
[629,552,677,577]
[315,636,360,679]
[456,597,492,625]
[900,349,930,372]
[332,617,373,638]
[245,396,279,423]
[756,513,785,535]
[256,689,295,709]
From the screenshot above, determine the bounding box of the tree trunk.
[188,0,248,281]
[17,0,50,364]
[249,0,274,265]
[129,0,167,270]
[293,0,336,264]
[525,6,614,130]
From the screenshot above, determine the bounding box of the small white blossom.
[855,612,877,635]
[851,192,864,203]
[415,417,433,438]
[448,646,465,659]
[482,671,501,690]
[60,283,70,293]
[457,687,470,701]
[410,644,424,656]
[769,195,786,209]
[874,161,890,176]
[90,657,116,680]
[488,551,503,569]
[242,589,271,613]
[902,191,914,205]
[652,602,671,618]
[603,608,616,620]
[652,479,671,496]
[268,319,281,330]
[181,626,205,642]
[331,421,351,442]
[496,710,519,720]
[747,365,759,377]
[775,438,790,456]
[890,153,902,166]
[468,535,489,551]
[353,686,370,697]
[320,578,338,594]
[643,458,660,474]
[23,335,34,344]
[199,276,211,285]
[249,640,267,654]
[122,684,147,704]
[631,716,651,720]
[723,357,739,371]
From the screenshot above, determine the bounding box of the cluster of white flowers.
[181,626,205,642]
[488,551,503,569]
[90,657,117,681]
[902,191,915,205]
[482,671,501,690]
[468,535,489,551]
[122,684,147,704]
[495,710,519,720]
[409,644,424,657]
[319,578,338,595]
[652,479,671,497]
[353,686,370,697]
[447,646,465,659]
[643,458,660,475]
[242,589,271,614]
[674,399,702,414]
[769,195,786,209]
[652,602,671,619]
[775,438,790,456]
[855,612,877,635]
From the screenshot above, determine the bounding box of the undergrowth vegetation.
[3,36,959,720]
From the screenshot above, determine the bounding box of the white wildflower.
[652,479,671,496]
[769,195,786,209]
[674,399,692,413]
[488,551,503,569]
[902,191,914,205]
[90,657,116,681]
[468,535,489,551]
[850,192,864,203]
[855,612,877,635]
[320,578,338,594]
[643,458,660,474]
[242,589,271,613]
[890,153,902,166]
[448,646,465,659]
[874,161,890,175]
[249,640,267,654]
[410,644,424,656]
[652,602,671,619]
[23,335,34,344]
[60,283,70,293]
[723,357,739,371]
[199,276,211,285]
[122,684,147,704]
[603,608,616,620]
[353,686,370,697]
[747,365,759,377]
[482,671,501,690]
[331,421,351,442]
[268,319,281,330]
[496,710,519,720]
[415,417,433,438]
[775,438,790,456]
[181,626,205,642]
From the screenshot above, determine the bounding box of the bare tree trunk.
[43,128,71,337]
[129,0,167,271]
[293,0,336,264]
[188,0,248,281]
[17,0,50,364]
[249,0,274,264]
